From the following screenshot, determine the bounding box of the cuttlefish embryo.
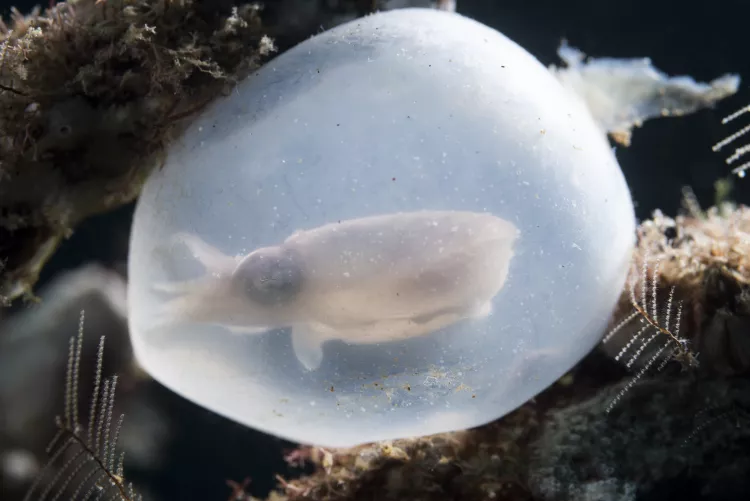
[151,210,519,370]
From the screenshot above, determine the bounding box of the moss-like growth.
[0,0,275,302]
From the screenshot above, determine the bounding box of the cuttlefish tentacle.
[171,231,241,270]
[150,277,229,330]
[152,232,238,294]
[152,275,274,336]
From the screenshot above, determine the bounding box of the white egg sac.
[127,8,635,447]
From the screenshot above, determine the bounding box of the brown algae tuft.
[0,0,275,302]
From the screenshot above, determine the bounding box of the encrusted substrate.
[0,0,276,302]
[604,203,750,376]
[263,376,750,501]
[528,376,750,501]
[265,405,542,501]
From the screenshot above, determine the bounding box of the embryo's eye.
[234,249,304,305]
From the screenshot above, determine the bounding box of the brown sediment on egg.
[0,0,386,304]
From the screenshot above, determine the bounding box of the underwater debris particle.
[551,41,740,146]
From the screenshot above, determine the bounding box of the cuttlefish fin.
[472,301,493,318]
[291,324,329,371]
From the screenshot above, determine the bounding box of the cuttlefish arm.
[151,235,334,370]
[151,234,329,370]
[150,233,276,334]
[152,232,239,293]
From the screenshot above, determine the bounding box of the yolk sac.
[127,8,636,447]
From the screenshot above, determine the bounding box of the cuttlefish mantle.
[152,210,519,370]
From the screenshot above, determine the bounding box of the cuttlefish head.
[233,247,305,307]
[149,233,307,333]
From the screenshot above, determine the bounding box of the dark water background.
[1,1,749,500]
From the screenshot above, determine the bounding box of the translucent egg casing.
[127,8,635,447]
